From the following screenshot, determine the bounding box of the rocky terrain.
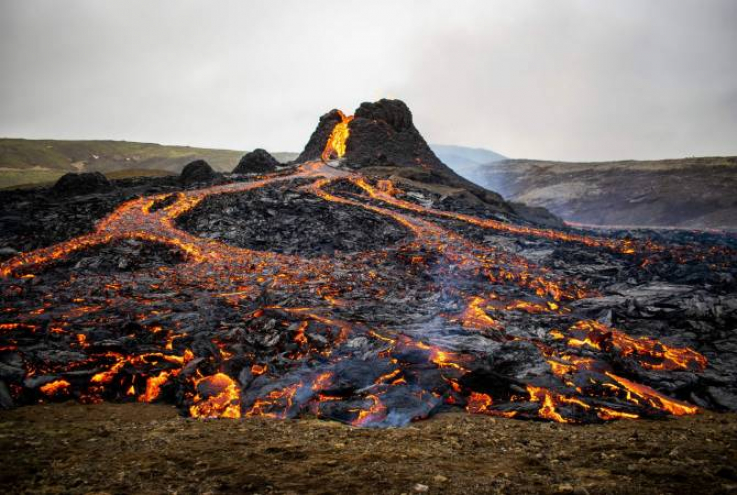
[467,157,737,230]
[1,98,736,493]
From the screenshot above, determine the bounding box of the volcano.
[1,99,736,426]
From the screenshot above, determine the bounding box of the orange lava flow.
[322,111,354,161]
[140,370,176,403]
[39,379,71,396]
[562,320,707,372]
[350,177,642,254]
[189,373,241,419]
[0,156,714,424]
[351,394,387,427]
[527,385,574,423]
[459,296,502,331]
[0,161,345,278]
[606,372,699,416]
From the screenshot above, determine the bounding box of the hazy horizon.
[2,0,736,162]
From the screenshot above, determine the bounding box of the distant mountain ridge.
[468,157,737,230]
[429,144,505,184]
[0,138,298,188]
[430,144,506,167]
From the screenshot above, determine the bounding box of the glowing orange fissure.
[0,157,714,424]
[558,320,707,372]
[189,373,241,419]
[322,110,354,161]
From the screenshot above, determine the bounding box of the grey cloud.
[1,0,735,160]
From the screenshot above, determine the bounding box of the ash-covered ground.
[2,403,736,495]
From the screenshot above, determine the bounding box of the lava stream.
[0,156,714,426]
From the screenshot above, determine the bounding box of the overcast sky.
[1,0,735,161]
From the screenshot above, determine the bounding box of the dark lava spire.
[297,99,443,171]
[344,98,444,171]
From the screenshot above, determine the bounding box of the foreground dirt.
[1,404,736,494]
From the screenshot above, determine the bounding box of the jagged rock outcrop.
[180,160,216,185]
[52,172,114,197]
[233,149,280,174]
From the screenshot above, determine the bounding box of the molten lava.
[321,110,353,161]
[189,373,241,419]
[0,153,722,426]
[562,320,707,372]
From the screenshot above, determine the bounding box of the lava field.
[1,100,736,427]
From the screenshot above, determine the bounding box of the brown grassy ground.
[1,403,736,494]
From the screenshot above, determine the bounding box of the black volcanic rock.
[176,180,408,257]
[52,172,113,197]
[342,99,520,218]
[510,202,564,228]
[345,99,441,170]
[296,109,345,163]
[180,159,216,184]
[354,99,413,132]
[233,149,279,174]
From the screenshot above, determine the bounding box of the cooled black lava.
[176,181,409,257]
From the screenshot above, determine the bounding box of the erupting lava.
[0,117,726,426]
[321,110,353,161]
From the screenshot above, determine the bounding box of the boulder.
[180,160,216,185]
[233,149,279,174]
[52,172,113,197]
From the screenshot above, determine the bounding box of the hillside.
[469,156,737,230]
[430,144,505,184]
[429,144,505,166]
[0,138,297,188]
